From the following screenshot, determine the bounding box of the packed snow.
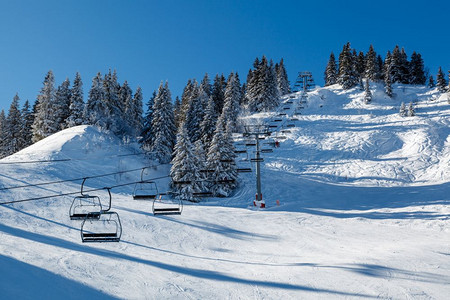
[0,84,449,299]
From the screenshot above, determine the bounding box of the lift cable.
[0,152,146,165]
[0,175,171,206]
[0,164,165,192]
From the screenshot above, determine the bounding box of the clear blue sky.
[0,0,449,112]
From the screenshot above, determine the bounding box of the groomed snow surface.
[1,84,449,299]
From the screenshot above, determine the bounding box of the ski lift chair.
[152,194,183,215]
[81,188,122,243]
[133,168,158,200]
[69,178,102,220]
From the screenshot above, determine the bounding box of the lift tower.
[243,124,271,208]
[294,71,315,93]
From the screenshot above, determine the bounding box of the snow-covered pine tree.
[389,46,402,84]
[200,73,212,97]
[436,67,447,93]
[54,78,72,130]
[20,100,33,149]
[384,52,393,98]
[0,110,6,158]
[5,94,23,155]
[185,81,204,143]
[131,86,144,139]
[428,75,435,88]
[399,47,410,84]
[180,79,194,120]
[337,42,358,89]
[200,96,218,151]
[364,79,372,104]
[409,51,426,85]
[211,74,226,116]
[376,55,384,81]
[266,59,281,110]
[150,81,176,163]
[356,51,366,79]
[173,96,182,129]
[275,58,290,95]
[119,80,134,136]
[103,70,123,135]
[324,52,338,86]
[206,117,237,197]
[32,70,57,142]
[365,45,378,81]
[140,90,156,151]
[66,72,84,128]
[170,121,202,202]
[399,102,407,117]
[221,72,241,132]
[83,72,108,128]
[407,102,415,116]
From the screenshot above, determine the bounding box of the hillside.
[0,84,449,299]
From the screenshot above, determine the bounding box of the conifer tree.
[428,75,435,88]
[436,67,447,93]
[200,96,218,151]
[356,51,366,79]
[0,110,6,158]
[376,55,384,81]
[206,118,237,197]
[365,45,377,81]
[324,52,338,86]
[266,59,281,109]
[119,80,133,135]
[84,72,107,128]
[211,74,226,116]
[399,47,410,84]
[275,58,290,95]
[200,73,212,97]
[221,72,241,132]
[337,42,358,89]
[384,52,393,98]
[20,100,33,149]
[54,78,72,130]
[173,96,182,129]
[399,102,407,117]
[170,121,202,202]
[185,82,204,143]
[140,90,156,151]
[32,70,57,142]
[66,72,84,128]
[390,46,403,83]
[103,70,123,135]
[128,86,143,138]
[408,102,416,116]
[180,79,194,118]
[364,79,372,104]
[150,81,176,163]
[409,52,426,85]
[5,94,23,155]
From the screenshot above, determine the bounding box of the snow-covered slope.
[1,85,449,299]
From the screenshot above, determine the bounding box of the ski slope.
[1,84,449,299]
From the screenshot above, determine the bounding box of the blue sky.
[0,0,449,112]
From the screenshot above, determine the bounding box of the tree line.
[324,43,450,97]
[0,56,290,201]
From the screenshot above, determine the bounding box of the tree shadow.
[0,223,376,298]
[117,206,277,241]
[0,254,116,299]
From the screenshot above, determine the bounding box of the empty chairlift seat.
[69,178,102,220]
[152,195,183,215]
[133,181,158,200]
[80,188,122,243]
